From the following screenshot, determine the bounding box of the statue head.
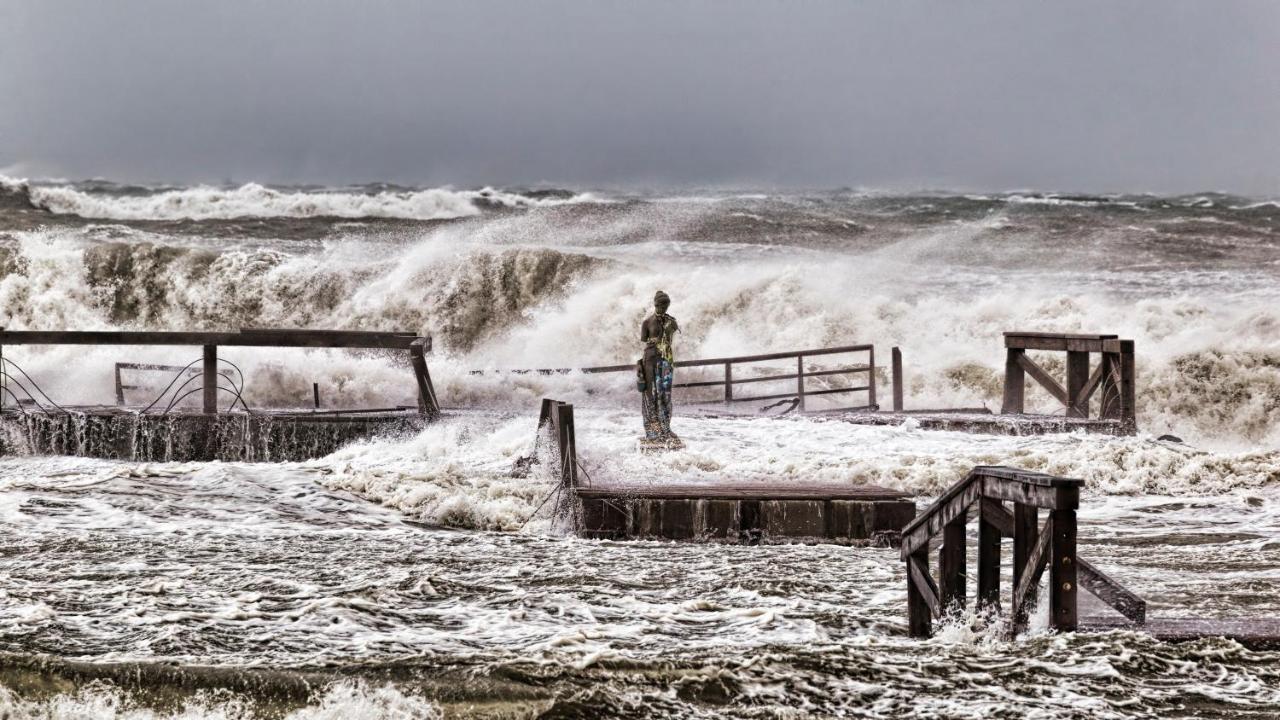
[654,290,671,314]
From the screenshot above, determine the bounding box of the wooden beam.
[1075,361,1105,412]
[906,548,933,638]
[0,329,423,349]
[1077,557,1146,625]
[1016,353,1068,405]
[1001,348,1026,414]
[891,346,903,412]
[940,516,966,611]
[1011,516,1053,630]
[977,498,1002,612]
[908,552,942,619]
[409,338,440,418]
[1066,351,1090,418]
[1012,504,1039,598]
[1050,508,1078,631]
[900,476,982,556]
[202,345,217,414]
[981,477,1065,509]
[980,498,1014,537]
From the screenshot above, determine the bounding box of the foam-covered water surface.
[1,180,1278,716]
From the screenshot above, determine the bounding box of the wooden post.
[724,362,733,403]
[1001,348,1025,414]
[1066,351,1089,418]
[409,338,440,418]
[906,547,933,638]
[1012,503,1039,623]
[312,382,320,410]
[891,346,903,412]
[1050,506,1078,631]
[114,363,125,406]
[1098,352,1118,419]
[978,498,1002,612]
[867,346,877,409]
[555,402,578,488]
[202,345,217,414]
[939,515,966,612]
[1118,340,1136,432]
[796,355,805,412]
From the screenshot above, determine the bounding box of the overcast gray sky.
[1,1,1277,193]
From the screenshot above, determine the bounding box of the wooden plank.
[409,339,440,418]
[1011,516,1053,628]
[906,549,933,638]
[981,477,1065,509]
[891,347,903,412]
[973,466,1083,487]
[1075,361,1105,411]
[1004,332,1118,340]
[1050,508,1078,631]
[202,345,217,414]
[1012,504,1038,595]
[797,356,805,412]
[0,329,423,349]
[978,499,1002,612]
[867,346,877,409]
[901,477,982,557]
[1077,557,1146,625]
[939,516,966,611]
[909,552,942,618]
[1016,353,1068,405]
[980,498,1014,537]
[1001,348,1025,414]
[1066,351,1090,418]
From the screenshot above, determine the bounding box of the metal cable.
[139,358,203,414]
[0,358,69,413]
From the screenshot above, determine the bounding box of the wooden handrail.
[1001,331,1136,432]
[900,465,1143,639]
[0,328,424,349]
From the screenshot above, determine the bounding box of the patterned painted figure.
[640,290,681,446]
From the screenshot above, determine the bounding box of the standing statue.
[638,290,683,449]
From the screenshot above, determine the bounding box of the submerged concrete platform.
[0,406,427,462]
[576,482,915,544]
[1081,616,1280,650]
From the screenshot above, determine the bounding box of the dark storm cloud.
[1,0,1277,192]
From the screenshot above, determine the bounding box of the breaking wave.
[1,176,600,221]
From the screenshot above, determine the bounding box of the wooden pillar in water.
[891,346,903,412]
[1012,503,1039,624]
[906,546,933,637]
[1001,348,1025,414]
[978,498,1002,612]
[202,345,217,414]
[1050,486,1079,631]
[939,515,966,611]
[867,346,877,409]
[1118,340,1136,432]
[410,338,440,418]
[1066,351,1090,418]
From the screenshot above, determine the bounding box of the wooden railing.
[0,327,440,418]
[900,466,1145,638]
[1001,332,1136,430]
[487,344,883,413]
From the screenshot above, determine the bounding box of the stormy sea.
[0,176,1278,718]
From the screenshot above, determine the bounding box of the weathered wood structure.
[900,466,1278,649]
[0,328,439,461]
[1001,331,1136,432]
[490,331,1138,436]
[536,398,916,543]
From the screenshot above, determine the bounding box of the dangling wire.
[139,358,203,414]
[0,357,69,414]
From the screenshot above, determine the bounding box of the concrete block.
[659,499,697,540]
[696,500,741,540]
[761,500,826,539]
[829,500,874,539]
[873,500,917,532]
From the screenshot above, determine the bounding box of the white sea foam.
[21,181,598,221]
